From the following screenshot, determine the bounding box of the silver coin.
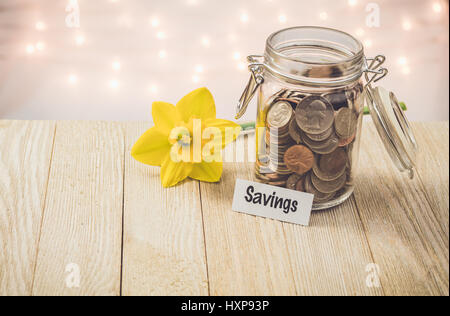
[305,125,334,141]
[334,107,358,139]
[304,173,335,203]
[267,101,293,129]
[295,95,335,135]
[311,171,347,194]
[312,153,347,182]
[288,119,302,144]
[302,132,339,155]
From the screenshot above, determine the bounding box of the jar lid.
[365,86,418,178]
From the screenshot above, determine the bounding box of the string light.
[348,0,357,7]
[402,19,412,31]
[278,14,287,24]
[240,13,249,23]
[150,17,160,27]
[237,62,246,71]
[398,57,408,66]
[363,39,373,48]
[75,35,85,46]
[355,28,365,37]
[319,12,328,20]
[68,74,78,85]
[149,84,158,94]
[401,66,411,75]
[35,21,46,31]
[158,50,167,58]
[233,51,241,60]
[112,60,121,71]
[26,44,35,54]
[109,79,120,89]
[192,75,200,83]
[36,41,46,51]
[432,2,443,13]
[195,65,204,73]
[201,36,210,47]
[156,31,166,39]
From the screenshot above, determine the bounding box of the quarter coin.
[302,132,339,155]
[311,171,347,194]
[295,95,335,135]
[313,148,348,181]
[335,107,358,139]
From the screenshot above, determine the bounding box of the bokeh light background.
[0,0,448,122]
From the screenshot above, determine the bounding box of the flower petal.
[176,88,216,122]
[160,155,193,187]
[189,161,223,182]
[131,127,171,166]
[152,101,182,135]
[205,118,241,148]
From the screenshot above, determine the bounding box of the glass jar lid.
[365,85,418,178]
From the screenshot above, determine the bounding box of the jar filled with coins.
[237,27,417,210]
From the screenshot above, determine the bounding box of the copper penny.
[338,133,356,147]
[284,145,314,175]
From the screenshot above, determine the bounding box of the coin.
[295,95,335,135]
[338,133,356,147]
[267,101,294,129]
[304,125,334,141]
[323,90,348,111]
[283,145,314,175]
[335,107,358,139]
[288,119,302,144]
[304,173,335,203]
[311,171,347,194]
[286,173,302,190]
[295,176,306,192]
[268,180,287,187]
[302,132,339,155]
[313,148,348,181]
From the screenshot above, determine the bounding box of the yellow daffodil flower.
[131,88,241,187]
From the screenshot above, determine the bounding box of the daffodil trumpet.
[131,88,241,187]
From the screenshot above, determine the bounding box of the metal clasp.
[235,55,265,119]
[363,55,388,88]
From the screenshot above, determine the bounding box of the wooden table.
[0,120,448,296]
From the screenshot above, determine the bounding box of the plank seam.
[30,121,57,295]
[120,125,126,297]
[280,223,299,296]
[198,181,211,296]
[351,195,387,296]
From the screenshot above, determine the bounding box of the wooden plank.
[31,121,124,296]
[412,122,449,239]
[121,122,208,296]
[353,122,449,296]
[200,162,297,295]
[283,196,384,296]
[0,121,55,296]
[202,135,381,295]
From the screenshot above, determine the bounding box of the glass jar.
[237,26,417,210]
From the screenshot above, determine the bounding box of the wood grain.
[121,122,208,296]
[200,161,297,295]
[0,121,55,296]
[353,122,449,296]
[283,196,384,296]
[413,122,449,240]
[31,121,124,296]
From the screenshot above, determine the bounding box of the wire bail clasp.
[236,55,265,119]
[363,55,388,88]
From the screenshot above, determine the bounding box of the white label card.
[232,179,314,226]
